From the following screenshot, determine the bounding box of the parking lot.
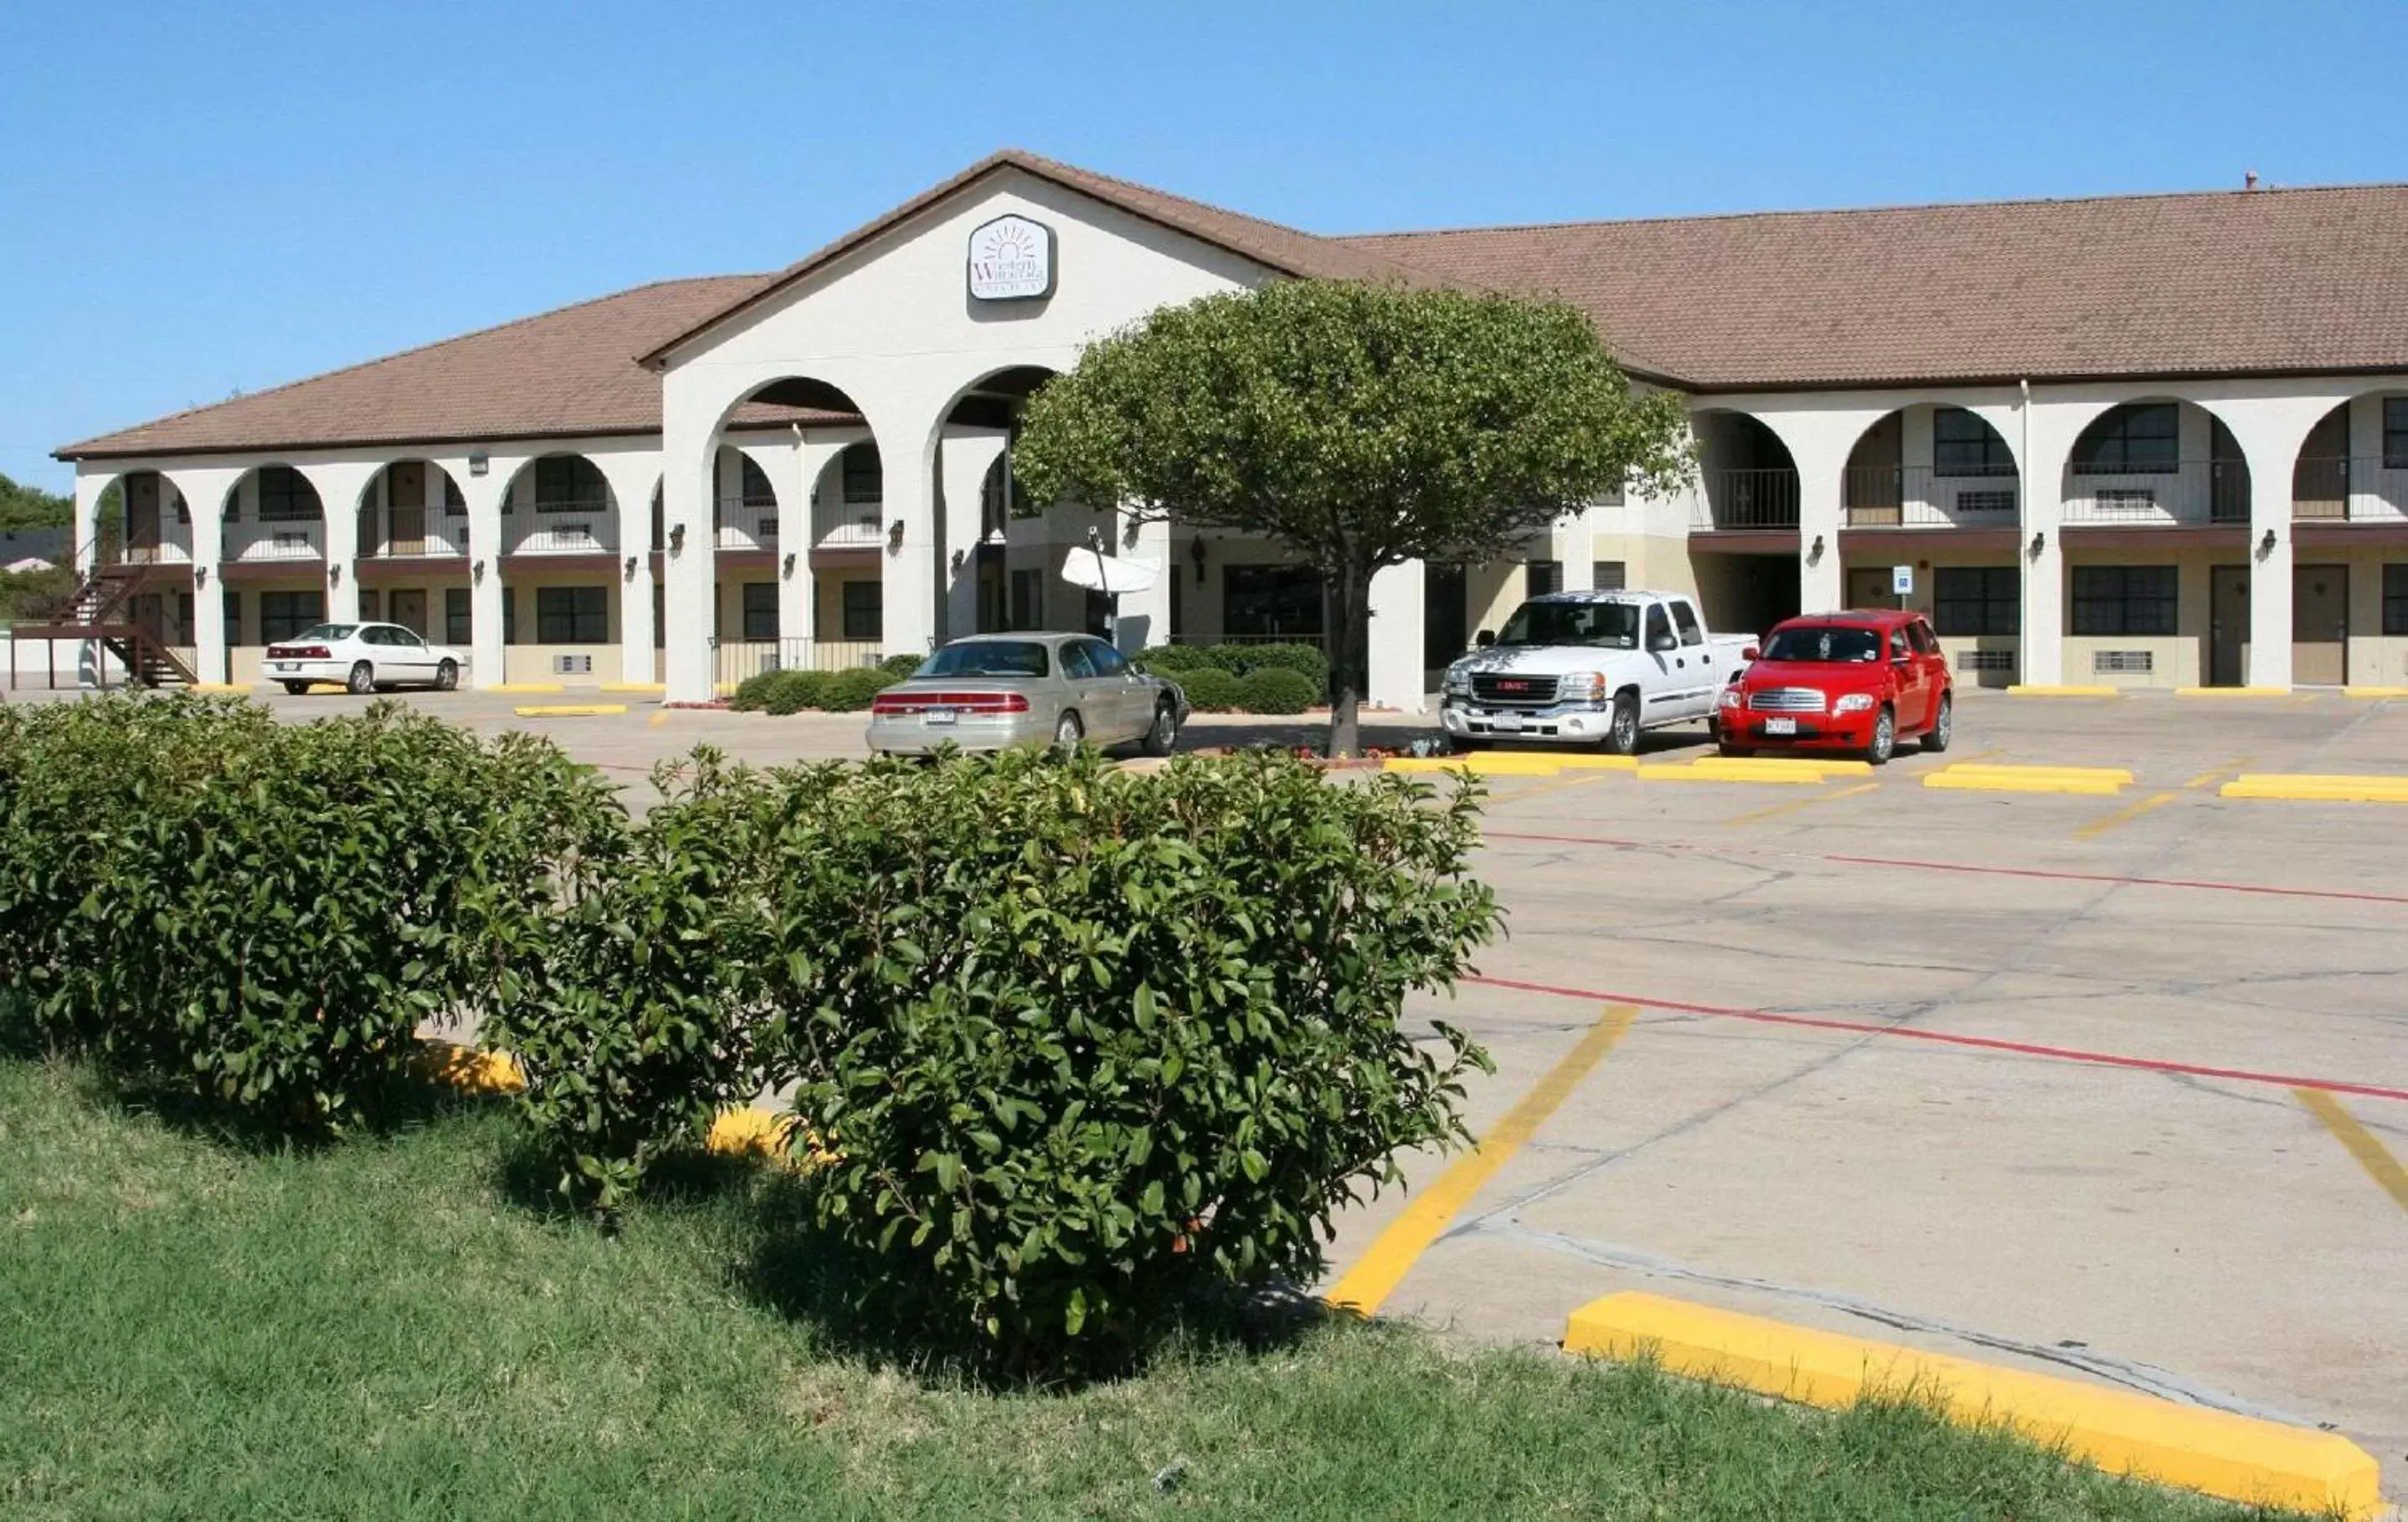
[19,680,2407,1468]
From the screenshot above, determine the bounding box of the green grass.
[0,1055,2303,1521]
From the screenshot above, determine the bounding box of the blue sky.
[4,0,2403,490]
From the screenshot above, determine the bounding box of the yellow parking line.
[649,708,671,728]
[2296,1088,2408,1216]
[1325,1004,1637,1316]
[1723,779,1879,826]
[2184,756,2253,790]
[2073,792,2176,840]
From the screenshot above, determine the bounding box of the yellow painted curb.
[1701,755,1874,776]
[1565,1292,2382,1519]
[2173,686,2290,698]
[416,1041,525,1096]
[191,681,251,692]
[512,703,629,718]
[2344,686,2408,699]
[1926,771,2125,796]
[1384,755,1562,776]
[1639,762,1828,784]
[598,682,666,694]
[1546,753,1644,771]
[2007,685,2120,697]
[490,682,565,694]
[1939,763,2137,785]
[2222,774,2408,804]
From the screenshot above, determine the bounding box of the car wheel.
[281,682,309,696]
[346,661,374,696]
[1867,706,1896,766]
[1604,692,1641,756]
[1140,700,1178,757]
[435,660,458,692]
[1923,693,1952,753]
[1054,710,1084,753]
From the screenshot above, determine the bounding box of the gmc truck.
[1438,590,1758,754]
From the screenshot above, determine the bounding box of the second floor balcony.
[715,498,780,554]
[224,518,325,563]
[1691,467,1800,531]
[1844,465,2020,528]
[504,510,618,557]
[2062,459,2250,527]
[812,494,886,550]
[2291,457,2408,524]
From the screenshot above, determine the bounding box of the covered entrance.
[1844,565,1903,611]
[2292,563,2348,687]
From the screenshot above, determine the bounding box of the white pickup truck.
[1437,590,1758,753]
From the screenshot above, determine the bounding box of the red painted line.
[1464,973,2408,1105]
[1479,829,2408,907]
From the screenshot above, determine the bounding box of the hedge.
[1177,667,1243,712]
[819,666,900,712]
[1140,642,1327,690]
[1238,667,1319,715]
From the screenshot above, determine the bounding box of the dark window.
[1644,604,1671,649]
[1223,564,1324,638]
[444,474,466,513]
[1591,560,1627,591]
[223,590,242,645]
[738,456,777,508]
[1009,569,1043,631]
[257,466,320,521]
[1671,599,1704,646]
[1084,589,1110,637]
[1086,640,1130,677]
[173,591,193,645]
[1761,626,1884,663]
[1934,566,2021,636]
[842,580,882,641]
[503,588,518,646]
[1934,407,2015,477]
[258,590,325,643]
[921,641,1048,678]
[1525,560,1562,597]
[2070,565,2178,636]
[2385,564,2408,636]
[534,457,607,513]
[1908,621,1940,655]
[446,588,471,645]
[840,444,883,504]
[2071,405,2180,476]
[2385,400,2408,471]
[535,585,608,643]
[1059,641,1098,680]
[741,582,778,641]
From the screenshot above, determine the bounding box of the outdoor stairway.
[11,550,196,690]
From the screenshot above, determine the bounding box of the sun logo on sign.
[984,222,1036,262]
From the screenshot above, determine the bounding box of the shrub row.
[1139,641,1327,687]
[729,661,910,714]
[1176,666,1320,715]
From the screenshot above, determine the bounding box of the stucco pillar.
[589,455,661,687]
[1559,509,1595,592]
[2221,396,2341,691]
[71,471,108,572]
[1798,468,1843,613]
[659,411,719,702]
[781,437,843,657]
[462,467,510,690]
[937,428,1008,646]
[169,466,242,686]
[1367,557,1426,713]
[2018,399,2076,688]
[304,462,378,625]
[881,426,940,661]
[1116,511,1172,653]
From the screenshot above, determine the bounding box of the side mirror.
[1475,630,1496,648]
[1649,632,1678,653]
[1741,645,1761,661]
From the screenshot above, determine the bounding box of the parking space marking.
[1722,780,1879,827]
[1325,1004,1637,1315]
[2073,791,2177,840]
[2296,1088,2408,1215]
[1463,974,2408,1105]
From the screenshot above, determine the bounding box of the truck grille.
[1470,673,1559,709]
[1749,687,1827,713]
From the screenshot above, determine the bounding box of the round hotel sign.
[967,214,1056,302]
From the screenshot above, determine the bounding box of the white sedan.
[264,621,465,695]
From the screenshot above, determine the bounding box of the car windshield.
[296,624,358,641]
[915,641,1050,679]
[1762,626,1884,663]
[1493,600,1640,650]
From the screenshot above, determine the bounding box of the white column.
[1367,557,1426,713]
[462,466,510,689]
[782,437,843,658]
[2241,428,2296,691]
[169,466,243,685]
[1798,468,1844,613]
[661,416,717,702]
[938,428,1008,645]
[592,455,661,687]
[303,462,377,625]
[71,470,108,573]
[881,428,939,661]
[1559,508,1595,592]
[1118,512,1172,653]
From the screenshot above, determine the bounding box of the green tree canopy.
[0,472,74,534]
[1011,280,1691,753]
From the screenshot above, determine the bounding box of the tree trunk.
[1325,559,1370,758]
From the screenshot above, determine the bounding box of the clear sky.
[5,0,2403,490]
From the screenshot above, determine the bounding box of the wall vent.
[2092,650,2154,675]
[1956,649,2015,672]
[554,653,594,675]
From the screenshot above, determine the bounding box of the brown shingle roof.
[57,274,849,461]
[1339,184,2408,390]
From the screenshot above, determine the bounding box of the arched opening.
[702,375,875,684]
[936,365,1071,641]
[1836,407,2023,675]
[355,460,467,639]
[2063,401,2249,526]
[502,453,614,556]
[107,469,190,569]
[484,452,620,683]
[222,463,325,566]
[1688,410,1801,639]
[1843,406,2018,529]
[2290,395,2408,524]
[217,464,329,678]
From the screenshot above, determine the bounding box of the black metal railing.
[1694,467,1800,530]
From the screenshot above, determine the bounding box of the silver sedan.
[865,633,1190,756]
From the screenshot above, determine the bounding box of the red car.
[1715,609,1953,764]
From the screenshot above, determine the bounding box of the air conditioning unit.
[2092,650,2153,675]
[1956,649,2014,672]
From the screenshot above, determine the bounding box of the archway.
[2063,400,2249,526]
[354,459,468,640]
[1691,410,1799,532]
[1842,406,2018,529]
[933,365,1068,641]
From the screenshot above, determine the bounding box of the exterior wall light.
[624,555,638,580]
[468,452,489,478]
[329,563,342,586]
[2028,532,2045,559]
[888,518,906,549]
[196,564,209,589]
[1809,534,1825,560]
[1189,536,1207,584]
[2259,529,2278,555]
[668,523,686,554]
[781,551,797,578]
[950,548,967,573]
[473,559,486,583]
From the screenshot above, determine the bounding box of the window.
[840,444,883,504]
[533,457,606,513]
[1670,600,1704,646]
[842,580,882,641]
[257,467,320,521]
[742,582,778,641]
[2071,404,2180,476]
[446,588,472,646]
[2385,400,2408,471]
[173,591,193,645]
[1059,641,1098,680]
[1934,407,2015,477]
[1086,641,1130,677]
[1084,589,1110,637]
[223,590,242,645]
[1761,626,1884,663]
[1009,569,1043,631]
[1933,566,2020,636]
[921,641,1048,678]
[503,588,517,645]
[2385,564,2408,636]
[258,590,325,644]
[1223,564,1324,638]
[444,474,466,513]
[1644,604,1671,649]
[2070,565,2178,636]
[738,456,776,508]
[1906,621,1939,656]
[1592,560,1627,591]
[1525,560,1562,598]
[535,585,609,643]
[1494,600,1639,650]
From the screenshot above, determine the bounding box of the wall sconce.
[195,564,209,589]
[781,551,797,578]
[1809,534,1825,561]
[473,559,486,584]
[468,452,489,478]
[2028,531,2045,559]
[950,548,967,573]
[624,555,638,581]
[668,523,686,554]
[1189,536,1207,585]
[329,563,342,587]
[2259,529,2278,555]
[888,518,906,550]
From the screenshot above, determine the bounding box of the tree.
[0,472,74,534]
[1010,280,1691,755]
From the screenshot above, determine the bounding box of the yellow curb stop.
[513,703,629,718]
[2007,685,2120,697]
[2221,773,2408,804]
[1565,1292,2381,1519]
[2343,686,2408,699]
[489,682,565,694]
[2173,686,2290,698]
[597,682,666,694]
[1924,761,2129,795]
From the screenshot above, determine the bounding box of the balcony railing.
[714,501,780,553]
[2292,456,2408,524]
[504,516,618,556]
[2063,460,2250,526]
[364,518,469,559]
[1844,465,2020,528]
[1692,468,1800,531]
[104,521,196,566]
[224,518,326,562]
[812,497,886,549]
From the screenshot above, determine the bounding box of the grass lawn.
[0,1054,2303,1521]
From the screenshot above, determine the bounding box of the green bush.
[1238,667,1320,715]
[1240,642,1329,689]
[880,652,927,678]
[761,670,830,716]
[1137,645,1207,672]
[728,671,780,712]
[487,749,785,1213]
[763,748,1497,1370]
[1201,644,1251,675]
[1177,667,1243,712]
[820,665,900,712]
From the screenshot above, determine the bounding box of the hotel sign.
[967,214,1056,302]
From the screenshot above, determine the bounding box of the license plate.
[1492,712,1524,733]
[923,709,957,726]
[273,663,297,673]
[1764,717,1798,736]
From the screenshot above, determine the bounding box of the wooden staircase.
[13,548,197,691]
